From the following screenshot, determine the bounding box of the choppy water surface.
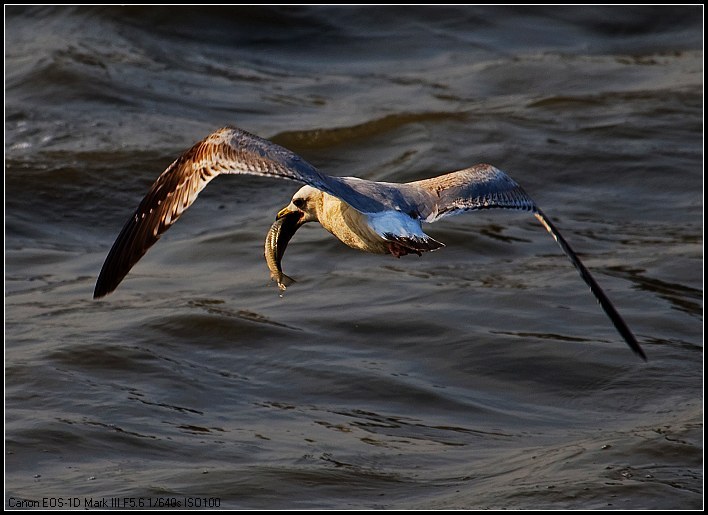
[5,6,702,509]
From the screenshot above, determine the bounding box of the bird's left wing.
[94,126,378,298]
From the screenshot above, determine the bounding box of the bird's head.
[277,185,322,224]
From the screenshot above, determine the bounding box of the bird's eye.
[293,198,306,209]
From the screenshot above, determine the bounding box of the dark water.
[5,6,703,509]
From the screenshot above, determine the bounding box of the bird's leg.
[387,241,421,258]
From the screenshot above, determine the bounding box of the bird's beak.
[276,205,301,221]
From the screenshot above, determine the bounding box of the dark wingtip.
[93,275,113,299]
[93,258,126,299]
[622,332,648,362]
[632,341,648,362]
[533,209,648,362]
[93,287,107,300]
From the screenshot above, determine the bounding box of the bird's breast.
[318,195,389,254]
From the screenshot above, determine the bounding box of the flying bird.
[94,126,646,360]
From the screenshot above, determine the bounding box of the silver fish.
[264,210,303,290]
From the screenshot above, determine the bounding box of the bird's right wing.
[405,164,646,361]
[407,164,537,222]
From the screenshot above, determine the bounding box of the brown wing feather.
[94,126,381,298]
[94,136,222,298]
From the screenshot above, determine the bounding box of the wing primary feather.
[410,164,645,359]
[94,139,220,298]
[533,209,646,361]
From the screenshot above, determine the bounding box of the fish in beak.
[265,207,304,290]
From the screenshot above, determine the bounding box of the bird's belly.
[319,199,389,254]
[331,225,389,254]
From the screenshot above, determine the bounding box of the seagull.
[94,126,646,360]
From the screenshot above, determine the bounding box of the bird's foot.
[387,242,421,258]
